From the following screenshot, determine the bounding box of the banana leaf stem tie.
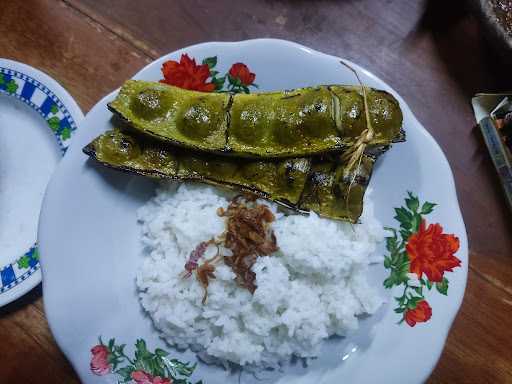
[339,60,374,177]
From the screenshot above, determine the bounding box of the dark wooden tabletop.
[1,0,512,382]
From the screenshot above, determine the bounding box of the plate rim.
[39,38,469,383]
[0,58,84,307]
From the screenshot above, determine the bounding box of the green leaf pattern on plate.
[383,192,461,327]
[90,337,202,384]
[46,103,71,142]
[17,248,39,270]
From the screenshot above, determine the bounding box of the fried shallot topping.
[182,194,279,304]
[218,194,278,293]
[182,240,212,278]
[181,239,222,304]
[196,259,217,304]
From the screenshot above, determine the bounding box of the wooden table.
[1,0,511,382]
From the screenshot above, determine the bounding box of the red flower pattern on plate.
[406,220,461,283]
[90,344,111,376]
[160,54,257,93]
[404,300,432,327]
[89,338,197,383]
[160,54,215,92]
[383,192,462,327]
[228,63,256,86]
[132,370,172,384]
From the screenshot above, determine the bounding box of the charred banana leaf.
[109,80,403,158]
[298,157,373,221]
[83,129,374,222]
[84,128,310,206]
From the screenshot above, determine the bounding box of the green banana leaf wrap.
[83,128,374,222]
[108,80,404,158]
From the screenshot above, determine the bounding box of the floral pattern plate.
[38,39,468,384]
[0,59,82,307]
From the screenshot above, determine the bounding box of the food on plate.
[81,60,405,369]
[218,196,278,292]
[84,128,375,222]
[83,128,310,207]
[108,80,404,158]
[136,183,384,368]
[84,74,405,222]
[181,195,278,304]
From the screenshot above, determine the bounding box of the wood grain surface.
[1,0,511,382]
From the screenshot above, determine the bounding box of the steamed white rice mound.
[136,182,385,368]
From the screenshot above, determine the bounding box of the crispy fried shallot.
[182,194,278,303]
[219,194,278,293]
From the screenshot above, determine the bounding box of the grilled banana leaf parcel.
[108,80,403,158]
[83,129,374,222]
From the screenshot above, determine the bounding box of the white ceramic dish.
[0,59,82,307]
[39,39,468,384]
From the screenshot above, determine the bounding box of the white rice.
[136,182,385,368]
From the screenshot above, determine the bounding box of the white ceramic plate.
[0,59,82,307]
[39,39,468,384]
